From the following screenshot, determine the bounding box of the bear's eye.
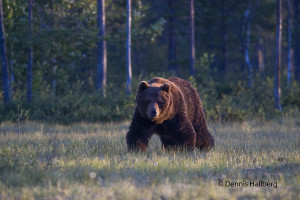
[157,98,165,104]
[157,100,164,106]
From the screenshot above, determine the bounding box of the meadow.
[0,118,299,200]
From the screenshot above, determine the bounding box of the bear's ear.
[160,83,170,93]
[138,81,149,92]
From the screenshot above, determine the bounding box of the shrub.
[0,72,299,124]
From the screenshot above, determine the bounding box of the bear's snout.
[147,103,160,120]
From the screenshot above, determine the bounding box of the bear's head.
[136,81,171,123]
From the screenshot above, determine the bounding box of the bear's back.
[168,77,203,121]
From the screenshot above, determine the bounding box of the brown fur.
[126,77,214,151]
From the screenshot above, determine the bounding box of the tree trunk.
[0,0,11,103]
[189,0,195,77]
[287,0,292,85]
[10,49,14,92]
[126,0,132,95]
[168,0,177,73]
[27,0,33,102]
[244,6,253,87]
[219,0,227,72]
[257,36,265,74]
[51,66,56,96]
[96,0,107,97]
[274,0,282,111]
[294,0,300,82]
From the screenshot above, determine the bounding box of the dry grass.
[0,118,300,199]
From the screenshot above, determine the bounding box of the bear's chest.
[155,123,181,145]
[155,122,176,137]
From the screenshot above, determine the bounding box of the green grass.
[0,119,300,200]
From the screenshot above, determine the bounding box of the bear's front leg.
[173,119,196,151]
[126,130,150,152]
[126,111,155,152]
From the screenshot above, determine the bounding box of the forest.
[1,1,300,199]
[0,0,300,123]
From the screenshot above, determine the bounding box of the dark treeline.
[0,0,300,123]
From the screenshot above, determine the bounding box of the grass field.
[0,118,300,200]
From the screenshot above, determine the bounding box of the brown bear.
[126,77,214,152]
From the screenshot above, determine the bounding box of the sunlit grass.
[0,118,300,199]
